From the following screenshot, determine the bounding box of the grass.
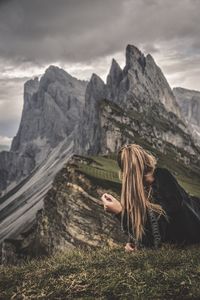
[0,244,200,299]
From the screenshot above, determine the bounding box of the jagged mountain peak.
[106,58,123,86]
[125,44,146,71]
[90,73,105,84]
[126,44,143,59]
[24,77,39,90]
[43,65,89,85]
[45,64,63,72]
[146,53,156,65]
[39,65,81,90]
[42,65,71,81]
[7,65,87,185]
[86,73,106,102]
[110,58,122,74]
[85,73,106,108]
[23,77,39,106]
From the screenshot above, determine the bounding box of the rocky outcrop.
[0,66,87,194]
[1,155,126,264]
[173,87,200,144]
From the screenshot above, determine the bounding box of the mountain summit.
[0,66,87,193]
[75,44,199,164]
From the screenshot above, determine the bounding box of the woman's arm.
[114,209,137,240]
[101,193,138,244]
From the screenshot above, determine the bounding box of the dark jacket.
[114,167,200,248]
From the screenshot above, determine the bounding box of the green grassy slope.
[0,244,200,299]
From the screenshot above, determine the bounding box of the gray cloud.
[0,0,199,64]
[0,77,25,141]
[0,0,200,145]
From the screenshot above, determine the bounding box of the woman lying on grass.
[101,143,200,252]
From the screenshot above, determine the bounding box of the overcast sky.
[0,0,200,148]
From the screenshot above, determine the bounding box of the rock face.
[0,66,87,193]
[121,45,181,117]
[11,66,87,153]
[173,87,200,144]
[75,44,200,169]
[0,135,75,247]
[75,73,107,155]
[1,155,127,264]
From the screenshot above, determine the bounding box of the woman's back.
[152,167,200,245]
[115,167,200,248]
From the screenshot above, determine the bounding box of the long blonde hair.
[117,143,165,241]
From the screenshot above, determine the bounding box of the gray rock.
[119,45,181,117]
[0,133,75,246]
[74,73,106,155]
[106,58,123,103]
[11,65,87,153]
[0,66,87,193]
[173,87,200,144]
[75,44,200,167]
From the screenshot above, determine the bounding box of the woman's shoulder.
[154,166,172,176]
[153,166,174,183]
[153,166,183,192]
[153,166,188,197]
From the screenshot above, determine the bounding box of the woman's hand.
[101,193,122,215]
[125,242,137,252]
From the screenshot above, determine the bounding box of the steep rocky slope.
[0,66,87,194]
[0,134,74,246]
[173,87,200,144]
[107,46,181,116]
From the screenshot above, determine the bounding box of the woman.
[101,143,200,251]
